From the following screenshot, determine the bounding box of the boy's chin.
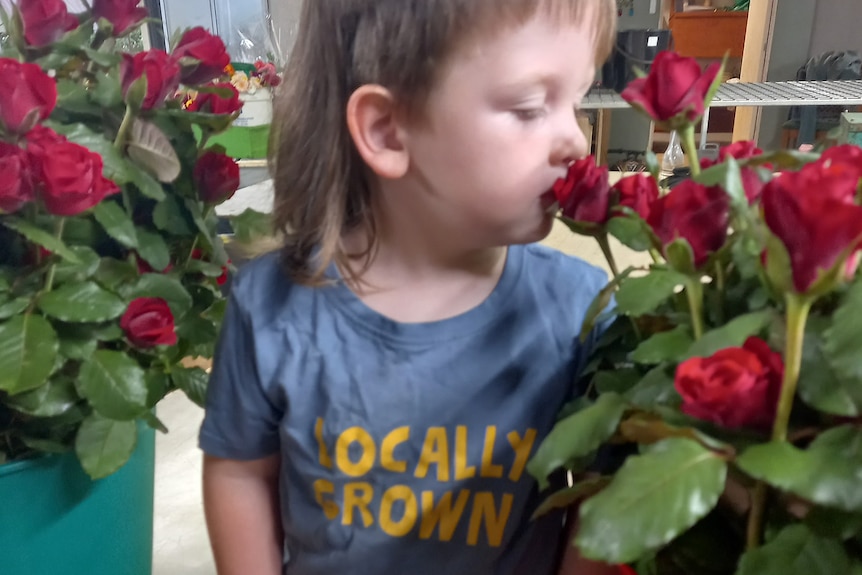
[508,214,555,245]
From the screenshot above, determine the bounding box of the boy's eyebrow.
[497,73,595,96]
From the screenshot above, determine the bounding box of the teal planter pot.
[0,425,156,575]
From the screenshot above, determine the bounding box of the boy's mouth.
[541,190,559,214]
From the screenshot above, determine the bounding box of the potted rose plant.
[0,0,264,573]
[530,51,862,574]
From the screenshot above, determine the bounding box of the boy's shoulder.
[520,243,609,295]
[227,250,305,325]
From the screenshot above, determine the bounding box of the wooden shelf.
[669,11,748,59]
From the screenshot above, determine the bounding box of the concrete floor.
[151,176,650,574]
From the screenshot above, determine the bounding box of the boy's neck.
[340,227,508,324]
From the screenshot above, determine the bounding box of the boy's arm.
[557,511,624,575]
[203,453,284,575]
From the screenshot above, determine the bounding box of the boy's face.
[401,13,598,247]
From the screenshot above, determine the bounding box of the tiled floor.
[151,202,651,574]
[153,392,214,575]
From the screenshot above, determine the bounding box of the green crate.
[194,124,271,159]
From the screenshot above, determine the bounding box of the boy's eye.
[513,108,545,121]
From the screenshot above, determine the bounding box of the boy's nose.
[551,109,588,166]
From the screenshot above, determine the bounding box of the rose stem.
[680,124,701,178]
[596,231,620,279]
[684,277,705,340]
[114,106,135,150]
[745,293,812,549]
[43,218,66,293]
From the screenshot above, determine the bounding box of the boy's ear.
[346,85,409,179]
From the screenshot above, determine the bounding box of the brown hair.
[269,0,617,285]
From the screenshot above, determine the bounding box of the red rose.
[618,567,638,575]
[0,143,35,213]
[92,0,148,36]
[25,125,68,153]
[621,51,721,127]
[193,151,240,204]
[701,143,766,204]
[120,298,177,348]
[611,173,659,220]
[253,60,281,87]
[216,264,229,286]
[171,27,231,86]
[120,50,181,111]
[186,83,243,115]
[553,157,611,225]
[647,180,730,268]
[19,0,78,47]
[821,144,862,171]
[675,337,783,431]
[0,58,57,135]
[31,141,120,216]
[762,166,862,294]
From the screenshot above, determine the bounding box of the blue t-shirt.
[199,244,610,575]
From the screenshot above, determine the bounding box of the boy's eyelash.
[513,108,545,120]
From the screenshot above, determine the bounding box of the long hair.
[269,0,617,285]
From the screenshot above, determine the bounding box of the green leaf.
[737,426,862,513]
[527,393,628,490]
[824,281,862,384]
[38,281,126,323]
[56,78,100,115]
[0,297,29,320]
[616,270,688,316]
[799,329,862,417]
[122,274,192,319]
[74,414,137,479]
[83,47,120,68]
[171,366,208,408]
[93,201,138,248]
[145,371,171,408]
[0,315,59,395]
[594,369,642,395]
[736,524,850,575]
[158,107,236,133]
[48,122,130,184]
[697,157,746,209]
[631,326,693,364]
[2,218,80,263]
[579,267,634,342]
[5,378,79,417]
[227,209,273,244]
[624,365,681,409]
[91,70,122,108]
[153,195,193,235]
[94,257,138,289]
[127,119,181,183]
[58,332,97,360]
[176,315,218,346]
[607,214,654,252]
[53,246,101,285]
[805,506,862,540]
[136,227,171,272]
[576,438,727,564]
[684,310,774,359]
[142,411,169,433]
[126,161,166,201]
[532,476,611,520]
[665,239,696,276]
[77,350,149,420]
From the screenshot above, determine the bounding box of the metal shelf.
[582,80,862,109]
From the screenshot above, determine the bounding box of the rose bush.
[0,2,267,479]
[530,49,862,575]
